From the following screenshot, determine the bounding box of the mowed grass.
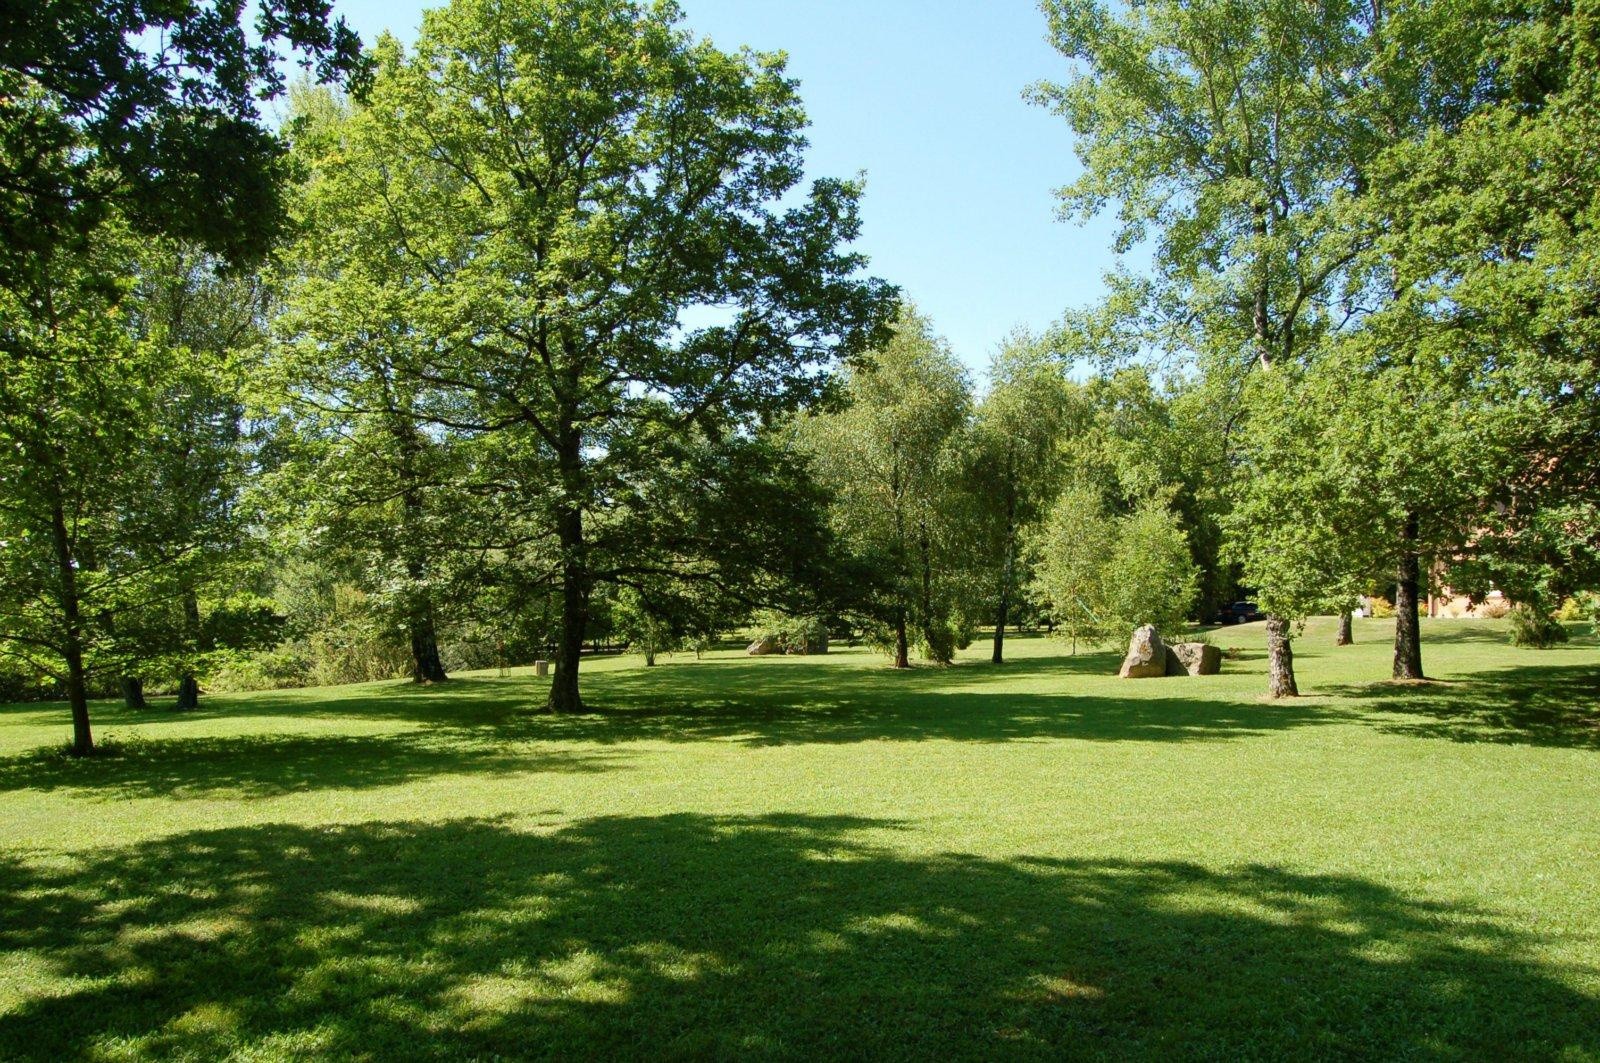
[1,618,1598,1060]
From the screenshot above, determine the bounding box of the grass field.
[2,617,1598,1060]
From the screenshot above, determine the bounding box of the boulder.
[1168,642,1222,676]
[746,637,779,656]
[1118,625,1170,679]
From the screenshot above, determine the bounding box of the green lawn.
[2,617,1598,1060]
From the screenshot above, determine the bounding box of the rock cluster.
[1118,624,1221,678]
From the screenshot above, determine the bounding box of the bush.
[1478,596,1511,619]
[209,648,313,692]
[1554,596,1584,622]
[1508,603,1568,648]
[750,611,829,655]
[922,623,957,665]
[1368,597,1395,619]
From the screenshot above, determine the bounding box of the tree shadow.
[1325,662,1600,750]
[539,681,1342,747]
[0,732,624,799]
[0,814,1593,1059]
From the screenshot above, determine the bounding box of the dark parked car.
[1213,601,1265,625]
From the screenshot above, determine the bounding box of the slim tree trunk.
[175,589,201,710]
[992,497,1016,665]
[645,647,656,667]
[1393,510,1424,680]
[1266,615,1299,698]
[893,607,910,669]
[51,499,93,756]
[1335,611,1353,646]
[122,677,147,709]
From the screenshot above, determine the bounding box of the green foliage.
[798,306,973,664]
[748,611,830,654]
[1508,603,1570,649]
[0,0,364,286]
[1032,484,1117,648]
[1035,488,1198,644]
[284,0,893,708]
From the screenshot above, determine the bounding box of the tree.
[0,227,157,753]
[0,0,364,288]
[800,307,973,666]
[1032,483,1117,651]
[1032,0,1476,696]
[969,331,1077,663]
[1361,0,1600,643]
[289,0,891,712]
[1035,486,1198,650]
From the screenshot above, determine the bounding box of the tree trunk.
[122,677,147,709]
[1266,615,1299,697]
[893,607,910,669]
[51,499,93,756]
[992,593,1008,665]
[548,429,589,712]
[176,589,201,710]
[645,646,656,667]
[1393,510,1425,680]
[1335,611,1353,646]
[917,519,937,656]
[409,608,447,683]
[992,499,1016,665]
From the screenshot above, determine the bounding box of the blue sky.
[328,0,1123,373]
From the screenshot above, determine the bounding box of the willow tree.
[798,308,972,667]
[970,331,1077,663]
[291,0,892,711]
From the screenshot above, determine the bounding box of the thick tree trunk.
[122,677,147,709]
[176,589,201,710]
[1335,611,1353,646]
[1393,511,1425,680]
[548,427,589,712]
[1266,615,1299,697]
[893,607,910,669]
[51,499,93,756]
[409,608,447,683]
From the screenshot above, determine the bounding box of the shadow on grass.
[6,646,1345,759]
[1327,661,1600,750]
[538,674,1340,747]
[1,814,1594,1059]
[0,733,624,799]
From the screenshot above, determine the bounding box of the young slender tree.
[799,308,972,666]
[970,331,1077,663]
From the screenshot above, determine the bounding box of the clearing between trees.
[1,617,1597,1059]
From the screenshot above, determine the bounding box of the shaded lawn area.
[1,617,1598,1059]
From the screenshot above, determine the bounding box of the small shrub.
[1508,603,1568,648]
[1223,646,1245,661]
[1368,597,1395,619]
[1554,596,1584,622]
[1478,596,1511,619]
[922,623,957,665]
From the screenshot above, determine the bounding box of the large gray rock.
[746,637,779,656]
[1118,625,1170,679]
[1168,642,1222,676]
